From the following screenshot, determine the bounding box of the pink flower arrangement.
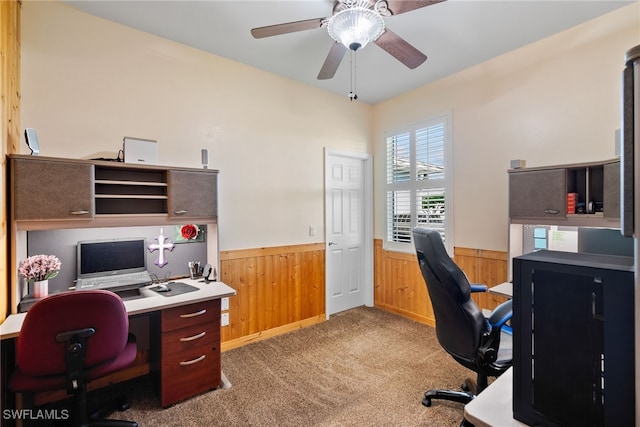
[180,224,200,240]
[19,254,61,282]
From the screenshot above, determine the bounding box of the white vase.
[32,279,49,298]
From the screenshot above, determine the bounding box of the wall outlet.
[221,297,229,311]
[221,312,229,327]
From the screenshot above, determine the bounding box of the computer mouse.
[156,283,171,292]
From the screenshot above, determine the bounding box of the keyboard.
[76,271,153,291]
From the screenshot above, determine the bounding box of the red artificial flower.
[181,224,199,240]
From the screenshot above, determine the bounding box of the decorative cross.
[148,228,175,268]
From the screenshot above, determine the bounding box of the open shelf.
[94,165,168,215]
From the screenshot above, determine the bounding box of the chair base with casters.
[423,389,474,407]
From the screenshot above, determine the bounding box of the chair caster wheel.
[422,397,432,407]
[117,397,130,412]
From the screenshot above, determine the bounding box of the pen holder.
[188,261,203,279]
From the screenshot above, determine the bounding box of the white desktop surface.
[464,368,527,427]
[0,279,236,340]
[489,282,513,298]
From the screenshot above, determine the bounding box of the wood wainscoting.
[219,243,326,350]
[218,240,508,351]
[453,246,510,312]
[374,239,509,327]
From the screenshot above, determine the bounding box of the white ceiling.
[63,0,634,104]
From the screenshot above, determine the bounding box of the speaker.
[24,128,40,155]
[510,159,526,169]
[201,149,209,169]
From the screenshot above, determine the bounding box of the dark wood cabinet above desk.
[8,154,219,230]
[509,168,567,219]
[11,156,95,221]
[168,169,218,220]
[508,158,620,228]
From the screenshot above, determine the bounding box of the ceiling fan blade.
[374,29,427,69]
[251,18,325,39]
[383,0,446,16]
[317,42,347,80]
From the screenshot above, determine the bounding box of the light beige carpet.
[100,306,475,426]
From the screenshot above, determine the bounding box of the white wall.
[20,1,373,251]
[22,2,640,254]
[373,3,640,252]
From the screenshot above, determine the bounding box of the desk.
[0,279,236,407]
[465,283,520,426]
[464,368,527,427]
[489,281,512,298]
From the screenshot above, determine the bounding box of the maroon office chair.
[9,290,138,427]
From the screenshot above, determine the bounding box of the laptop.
[76,237,153,292]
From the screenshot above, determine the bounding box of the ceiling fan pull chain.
[349,50,358,101]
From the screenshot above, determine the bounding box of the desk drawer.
[160,343,221,407]
[161,325,219,358]
[161,299,220,332]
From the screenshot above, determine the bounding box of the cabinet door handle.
[69,210,90,215]
[173,209,188,215]
[180,309,207,318]
[543,209,560,215]
[180,331,206,342]
[180,354,206,366]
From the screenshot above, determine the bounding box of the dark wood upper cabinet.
[508,159,620,227]
[11,156,94,221]
[9,155,218,230]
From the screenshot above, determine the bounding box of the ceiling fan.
[251,0,445,81]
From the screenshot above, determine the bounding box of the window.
[385,114,452,253]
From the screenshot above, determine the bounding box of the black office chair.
[412,228,512,416]
[9,290,138,427]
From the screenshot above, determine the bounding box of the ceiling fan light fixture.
[327,7,385,51]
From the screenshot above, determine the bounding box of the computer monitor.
[77,237,147,279]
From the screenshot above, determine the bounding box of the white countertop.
[489,281,513,298]
[464,368,528,427]
[0,279,236,340]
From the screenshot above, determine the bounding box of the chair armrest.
[488,299,512,329]
[478,300,513,364]
[470,283,488,293]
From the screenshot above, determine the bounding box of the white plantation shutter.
[385,114,452,253]
[416,124,445,181]
[387,132,411,184]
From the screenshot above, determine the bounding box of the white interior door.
[325,150,373,317]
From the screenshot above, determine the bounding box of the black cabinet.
[512,251,634,427]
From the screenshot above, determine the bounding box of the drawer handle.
[543,209,560,215]
[180,331,206,342]
[173,209,188,215]
[69,210,90,215]
[180,309,207,318]
[180,354,206,366]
